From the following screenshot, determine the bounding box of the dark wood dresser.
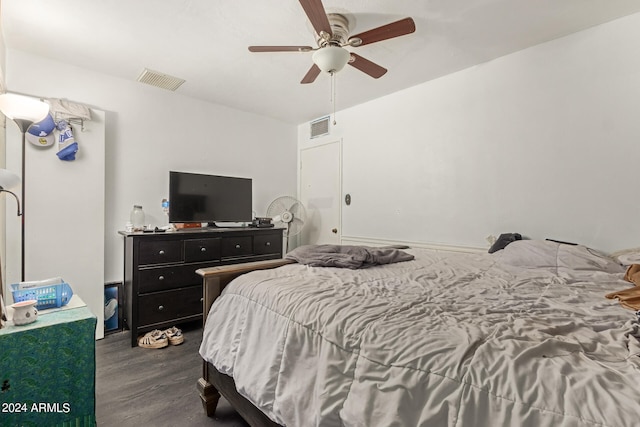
[120,227,284,346]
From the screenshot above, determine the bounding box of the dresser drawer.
[253,233,282,255]
[138,240,183,265]
[138,286,202,326]
[221,236,252,258]
[184,238,221,262]
[138,264,203,294]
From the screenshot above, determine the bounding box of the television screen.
[169,171,252,223]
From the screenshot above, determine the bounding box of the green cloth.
[0,306,96,426]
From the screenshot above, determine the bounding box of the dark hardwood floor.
[96,322,249,427]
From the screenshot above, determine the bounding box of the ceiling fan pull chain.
[331,71,337,125]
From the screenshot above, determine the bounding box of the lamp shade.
[312,46,351,73]
[0,93,49,122]
[0,169,20,190]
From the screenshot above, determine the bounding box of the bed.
[196,240,640,427]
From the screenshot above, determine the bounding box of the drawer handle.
[159,250,165,255]
[265,242,271,246]
[158,305,164,311]
[201,247,207,252]
[158,275,165,281]
[235,244,241,249]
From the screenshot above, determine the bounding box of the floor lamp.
[0,93,49,284]
[0,169,22,326]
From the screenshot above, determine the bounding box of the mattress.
[199,240,640,427]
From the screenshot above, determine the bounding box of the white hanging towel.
[48,98,92,121]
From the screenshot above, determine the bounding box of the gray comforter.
[200,241,640,427]
[285,244,415,268]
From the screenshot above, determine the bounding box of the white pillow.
[556,244,623,274]
[609,248,640,266]
[498,240,558,268]
[498,240,623,273]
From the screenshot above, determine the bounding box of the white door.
[299,141,341,245]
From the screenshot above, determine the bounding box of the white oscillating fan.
[266,196,307,252]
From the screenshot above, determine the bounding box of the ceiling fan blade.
[249,46,313,52]
[301,64,321,84]
[298,0,332,37]
[348,53,387,79]
[350,17,416,47]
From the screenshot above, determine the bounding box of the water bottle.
[130,205,145,230]
[162,199,170,226]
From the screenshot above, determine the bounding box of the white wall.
[298,12,640,254]
[4,50,297,333]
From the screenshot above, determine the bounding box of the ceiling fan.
[248,0,416,84]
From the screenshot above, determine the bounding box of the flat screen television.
[168,171,252,224]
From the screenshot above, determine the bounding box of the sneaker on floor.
[164,326,184,345]
[138,330,168,349]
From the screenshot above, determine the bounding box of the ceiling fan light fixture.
[312,46,350,74]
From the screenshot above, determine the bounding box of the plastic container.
[11,278,74,310]
[130,205,145,230]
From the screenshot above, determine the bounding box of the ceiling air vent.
[136,68,185,91]
[310,116,330,139]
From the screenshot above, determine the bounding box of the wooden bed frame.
[196,259,294,427]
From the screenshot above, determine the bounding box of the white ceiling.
[2,0,640,125]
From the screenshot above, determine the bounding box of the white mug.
[12,300,38,326]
